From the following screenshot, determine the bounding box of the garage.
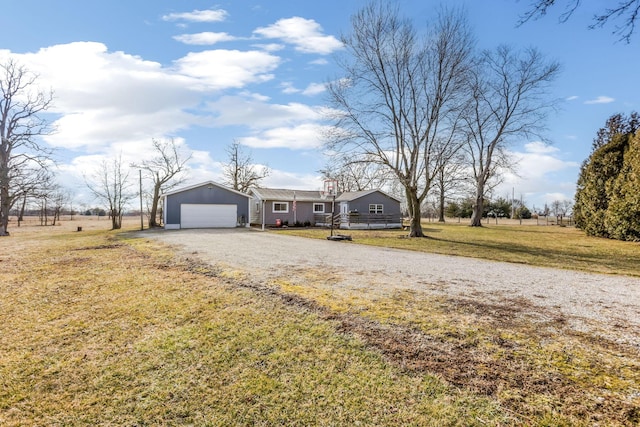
[162,181,251,229]
[180,204,237,228]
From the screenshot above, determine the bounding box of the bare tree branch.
[86,155,134,230]
[131,138,191,227]
[463,45,560,226]
[0,59,54,235]
[326,2,473,237]
[222,141,270,193]
[519,0,640,43]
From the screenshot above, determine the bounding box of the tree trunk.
[111,209,122,230]
[470,185,484,227]
[438,187,446,222]
[0,192,9,236]
[406,188,425,237]
[149,182,161,227]
[18,194,27,226]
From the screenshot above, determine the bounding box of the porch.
[314,213,403,230]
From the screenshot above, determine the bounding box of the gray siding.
[165,184,250,226]
[253,200,333,226]
[348,192,400,214]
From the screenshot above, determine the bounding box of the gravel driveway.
[142,228,640,348]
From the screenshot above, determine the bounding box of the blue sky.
[1,0,638,211]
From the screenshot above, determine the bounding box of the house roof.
[335,189,401,203]
[161,181,252,199]
[251,187,401,203]
[250,188,326,202]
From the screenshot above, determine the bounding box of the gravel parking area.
[142,228,640,348]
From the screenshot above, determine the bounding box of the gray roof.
[335,189,401,203]
[161,181,251,198]
[251,187,401,203]
[250,188,326,202]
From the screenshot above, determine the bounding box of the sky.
[1,0,638,211]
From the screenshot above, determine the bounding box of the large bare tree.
[222,141,270,193]
[86,155,134,230]
[463,46,560,226]
[0,59,54,235]
[326,2,473,237]
[132,138,190,227]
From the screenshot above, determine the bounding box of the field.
[1,217,639,426]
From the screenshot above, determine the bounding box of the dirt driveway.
[141,228,640,348]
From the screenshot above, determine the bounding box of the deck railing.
[314,213,402,228]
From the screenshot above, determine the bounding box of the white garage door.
[180,204,237,228]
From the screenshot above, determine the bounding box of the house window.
[369,204,383,214]
[313,203,325,213]
[273,202,289,213]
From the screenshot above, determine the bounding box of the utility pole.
[139,169,143,231]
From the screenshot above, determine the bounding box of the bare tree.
[463,46,560,227]
[132,138,190,227]
[31,178,63,226]
[326,2,473,237]
[12,163,52,226]
[222,141,270,193]
[48,186,68,226]
[86,156,133,230]
[432,149,469,222]
[0,59,54,235]
[320,154,394,192]
[552,199,573,225]
[518,0,640,43]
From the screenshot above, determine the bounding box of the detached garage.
[162,181,251,229]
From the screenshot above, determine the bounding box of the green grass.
[1,219,638,426]
[278,221,640,276]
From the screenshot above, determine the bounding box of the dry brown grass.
[1,217,639,426]
[0,218,505,426]
[270,265,640,426]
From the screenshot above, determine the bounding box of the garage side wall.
[165,185,250,228]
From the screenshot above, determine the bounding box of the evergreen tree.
[574,112,640,240]
[574,133,629,236]
[605,132,640,241]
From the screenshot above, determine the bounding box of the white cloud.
[494,142,580,206]
[309,58,329,65]
[263,169,324,190]
[174,49,280,90]
[173,32,238,45]
[253,17,342,54]
[11,42,204,149]
[162,9,228,23]
[281,82,300,94]
[206,96,324,128]
[542,192,574,203]
[584,95,615,104]
[566,95,579,101]
[252,43,285,52]
[238,123,330,150]
[302,82,326,96]
[523,141,559,155]
[7,42,287,153]
[278,81,325,96]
